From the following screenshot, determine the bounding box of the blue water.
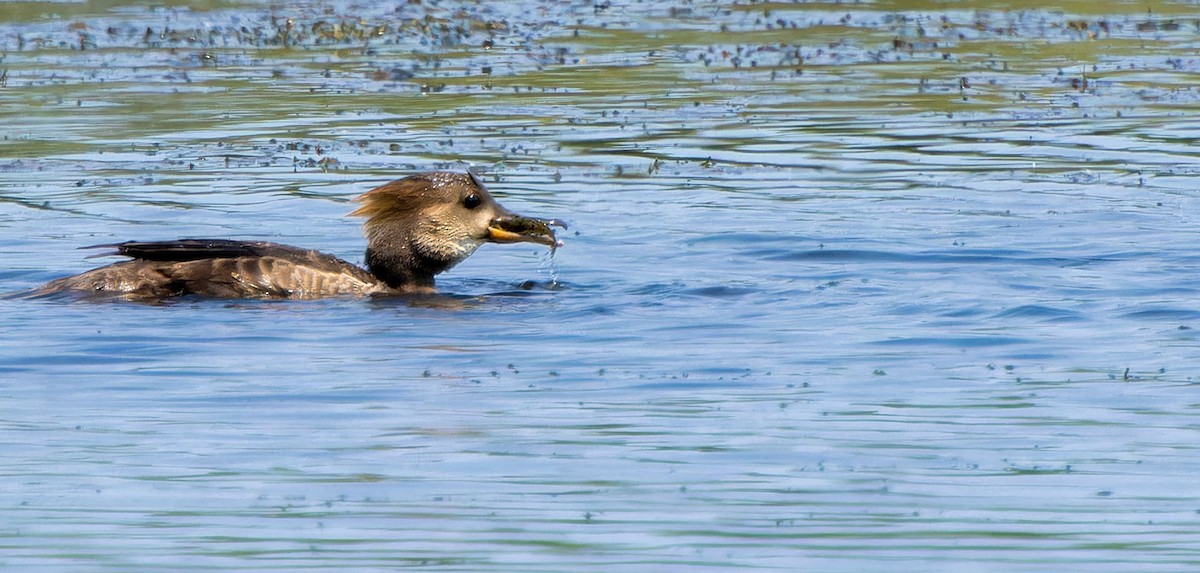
[5,1,1200,571]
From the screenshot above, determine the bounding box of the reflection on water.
[4,0,1200,570]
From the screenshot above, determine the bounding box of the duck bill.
[487,214,566,248]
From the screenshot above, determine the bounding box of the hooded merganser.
[36,172,564,299]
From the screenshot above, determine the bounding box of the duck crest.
[350,174,439,222]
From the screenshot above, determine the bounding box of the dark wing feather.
[85,239,300,262]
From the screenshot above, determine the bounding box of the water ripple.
[6,1,1200,571]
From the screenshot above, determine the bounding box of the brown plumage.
[35,172,564,300]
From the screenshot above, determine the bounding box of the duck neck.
[365,244,437,292]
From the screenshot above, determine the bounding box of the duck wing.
[54,239,385,299]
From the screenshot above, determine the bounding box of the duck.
[35,171,565,299]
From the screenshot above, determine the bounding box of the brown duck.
[36,172,564,299]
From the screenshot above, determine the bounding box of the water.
[4,1,1200,570]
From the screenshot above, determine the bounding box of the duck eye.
[462,193,482,209]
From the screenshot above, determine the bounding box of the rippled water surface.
[4,1,1200,570]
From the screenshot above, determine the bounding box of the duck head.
[349,171,564,292]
